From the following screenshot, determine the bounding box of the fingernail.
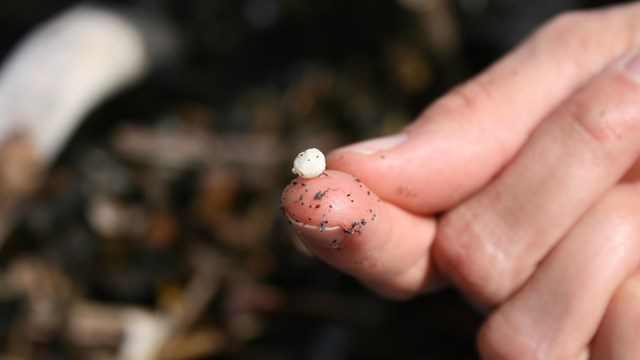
[623,48,640,75]
[285,212,347,249]
[337,133,408,155]
[281,170,379,251]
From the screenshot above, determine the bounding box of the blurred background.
[0,0,627,359]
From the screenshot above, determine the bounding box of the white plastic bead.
[292,148,325,178]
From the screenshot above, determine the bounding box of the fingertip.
[327,130,469,214]
[280,170,439,299]
[281,170,382,255]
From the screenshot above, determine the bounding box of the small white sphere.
[292,148,325,178]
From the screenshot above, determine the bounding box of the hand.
[282,2,640,359]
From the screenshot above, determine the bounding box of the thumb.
[281,170,438,299]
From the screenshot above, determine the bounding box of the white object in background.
[119,309,171,360]
[0,4,176,245]
[0,4,150,160]
[292,148,326,178]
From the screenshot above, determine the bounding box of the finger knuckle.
[434,210,509,305]
[534,10,593,44]
[433,75,495,124]
[528,10,598,58]
[478,313,543,360]
[565,96,634,146]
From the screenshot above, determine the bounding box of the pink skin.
[591,270,640,358]
[281,170,438,299]
[281,170,380,250]
[283,3,640,358]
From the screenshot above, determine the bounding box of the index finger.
[329,3,640,214]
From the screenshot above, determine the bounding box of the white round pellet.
[292,148,326,178]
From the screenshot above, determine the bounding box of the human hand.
[281,2,640,359]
